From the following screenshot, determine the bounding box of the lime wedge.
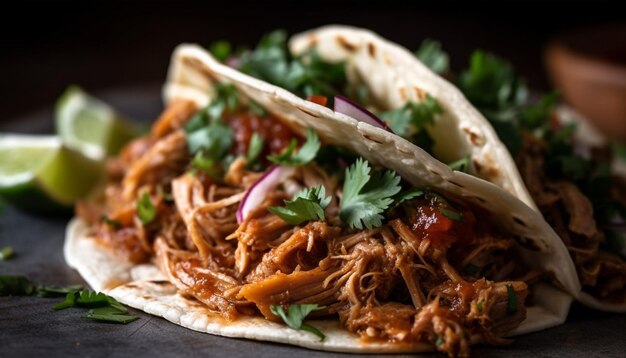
[0,134,104,213]
[55,86,138,160]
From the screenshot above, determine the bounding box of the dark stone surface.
[1,86,625,357]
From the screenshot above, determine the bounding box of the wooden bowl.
[545,24,626,142]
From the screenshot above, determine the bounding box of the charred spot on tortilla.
[336,35,358,52]
[462,127,485,147]
[149,280,172,286]
[398,87,408,102]
[512,216,528,227]
[448,180,465,189]
[414,86,426,101]
[367,42,376,58]
[361,133,385,145]
[295,104,320,118]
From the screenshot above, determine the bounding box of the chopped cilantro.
[209,40,232,62]
[0,275,35,296]
[435,334,444,346]
[506,284,518,314]
[415,39,449,75]
[448,156,471,173]
[439,207,463,221]
[237,30,347,98]
[340,158,402,229]
[246,132,265,168]
[394,188,425,206]
[268,185,331,225]
[136,193,156,225]
[476,299,484,313]
[101,216,121,230]
[269,303,326,341]
[380,95,442,154]
[268,128,320,166]
[36,284,83,298]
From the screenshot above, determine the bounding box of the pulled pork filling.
[79,99,536,357]
[517,132,626,304]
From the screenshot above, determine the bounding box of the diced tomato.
[408,195,476,250]
[227,113,296,158]
[306,95,328,107]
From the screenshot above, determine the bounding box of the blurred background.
[1,0,624,124]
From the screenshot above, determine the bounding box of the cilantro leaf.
[268,185,331,225]
[136,193,156,225]
[209,40,232,62]
[415,39,449,75]
[439,207,463,221]
[0,275,35,296]
[506,284,518,314]
[101,216,121,229]
[394,188,425,206]
[246,132,265,167]
[86,311,140,324]
[268,128,320,166]
[448,156,471,173]
[270,303,326,341]
[340,158,402,229]
[36,284,83,298]
[238,30,347,98]
[187,120,233,156]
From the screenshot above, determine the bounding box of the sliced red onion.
[334,95,393,133]
[226,56,241,69]
[236,165,295,224]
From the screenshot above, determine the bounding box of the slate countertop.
[1,86,625,358]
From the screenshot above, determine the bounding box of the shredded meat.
[516,131,626,304]
[79,101,536,357]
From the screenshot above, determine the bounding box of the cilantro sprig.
[268,185,331,225]
[268,128,320,167]
[380,95,442,154]
[270,303,326,341]
[136,192,156,225]
[217,30,347,99]
[415,39,449,75]
[340,158,402,229]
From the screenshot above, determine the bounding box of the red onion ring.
[236,165,295,224]
[334,95,393,133]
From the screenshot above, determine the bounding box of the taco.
[274,25,626,311]
[214,24,624,312]
[66,42,579,357]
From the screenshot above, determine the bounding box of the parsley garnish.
[269,303,326,341]
[246,132,265,168]
[380,95,442,154]
[136,193,156,225]
[415,39,449,75]
[340,158,402,229]
[506,284,518,314]
[0,246,14,260]
[268,128,320,166]
[268,185,331,225]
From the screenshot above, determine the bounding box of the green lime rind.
[55,86,139,160]
[0,135,105,215]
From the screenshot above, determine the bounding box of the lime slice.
[55,86,138,160]
[0,134,104,213]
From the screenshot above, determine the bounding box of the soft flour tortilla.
[289,26,626,313]
[65,41,581,352]
[289,25,537,211]
[66,218,572,352]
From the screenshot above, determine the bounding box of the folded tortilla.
[285,25,626,313]
[63,40,582,353]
